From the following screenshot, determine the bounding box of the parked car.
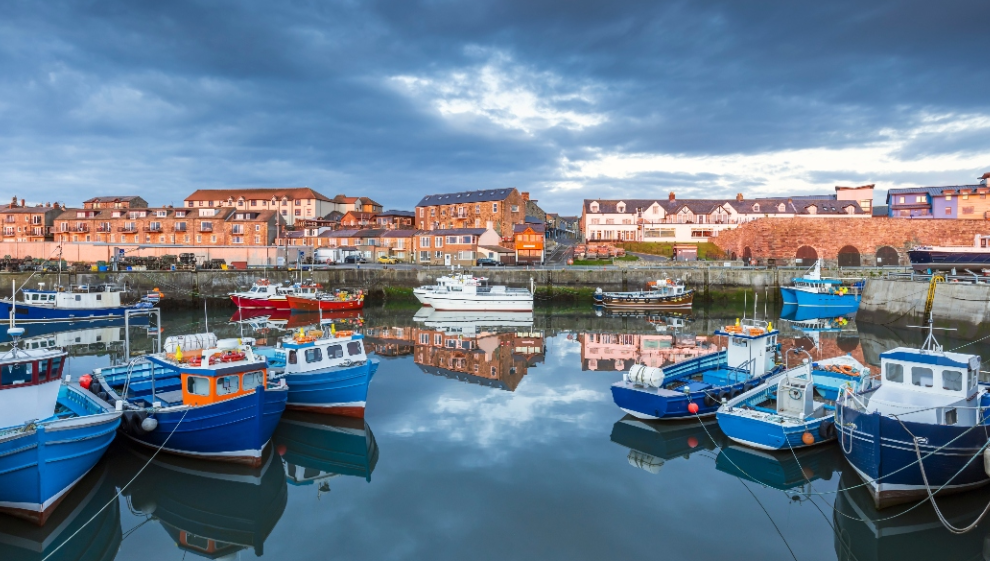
[475,258,503,267]
[377,256,399,264]
[344,255,368,264]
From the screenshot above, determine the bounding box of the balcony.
[96,225,112,233]
[143,225,163,232]
[117,226,138,233]
[173,225,187,232]
[63,225,89,232]
[198,225,214,233]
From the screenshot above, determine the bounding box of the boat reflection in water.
[833,468,990,561]
[113,442,287,559]
[610,416,726,474]
[274,412,379,495]
[0,459,120,561]
[715,444,843,497]
[363,310,546,391]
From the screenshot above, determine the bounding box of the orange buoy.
[688,402,699,414]
[79,374,92,390]
[802,432,815,446]
[687,436,699,448]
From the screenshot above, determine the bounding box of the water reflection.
[610,416,726,473]
[274,412,379,493]
[579,332,713,371]
[715,445,843,492]
[0,459,120,561]
[113,443,287,559]
[833,468,990,561]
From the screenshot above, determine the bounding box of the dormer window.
[590,202,599,213]
[752,203,760,212]
[777,203,785,212]
[616,202,626,213]
[807,205,817,215]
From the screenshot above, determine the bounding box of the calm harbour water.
[4,302,990,561]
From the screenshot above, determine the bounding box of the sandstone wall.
[712,218,990,266]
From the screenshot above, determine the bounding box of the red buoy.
[687,436,699,448]
[79,374,92,390]
[276,444,287,456]
[687,402,699,414]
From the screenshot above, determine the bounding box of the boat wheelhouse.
[837,328,990,509]
[0,283,154,324]
[610,319,782,420]
[93,334,288,466]
[229,279,298,310]
[779,260,863,313]
[593,278,694,310]
[255,328,379,418]
[717,354,875,451]
[0,331,121,525]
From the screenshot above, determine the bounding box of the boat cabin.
[241,280,297,297]
[21,284,124,309]
[0,346,67,427]
[870,347,982,424]
[281,331,368,375]
[145,343,269,408]
[713,319,779,377]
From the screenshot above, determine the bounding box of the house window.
[446,236,457,244]
[434,251,442,258]
[295,209,301,216]
[946,207,952,215]
[211,235,216,243]
[915,195,926,203]
[232,236,244,244]
[420,251,430,260]
[752,203,760,212]
[946,195,952,201]
[420,236,430,248]
[898,196,905,204]
[255,235,261,244]
[493,203,498,213]
[232,224,244,234]
[435,237,443,247]
[511,205,519,213]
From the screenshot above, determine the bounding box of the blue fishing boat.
[0,283,156,324]
[92,333,288,467]
[0,458,121,561]
[113,442,287,559]
[256,327,379,418]
[718,353,876,451]
[837,323,990,509]
[274,411,379,490]
[779,260,863,313]
[0,328,121,525]
[611,318,783,420]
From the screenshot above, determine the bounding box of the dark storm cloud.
[0,0,987,214]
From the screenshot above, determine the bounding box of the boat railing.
[887,271,990,285]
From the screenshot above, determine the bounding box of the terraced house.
[0,199,63,242]
[581,188,869,243]
[53,206,277,246]
[183,187,334,226]
[886,174,990,219]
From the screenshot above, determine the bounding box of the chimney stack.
[21,199,25,207]
[668,191,676,201]
[10,196,17,208]
[521,192,529,201]
[736,193,744,202]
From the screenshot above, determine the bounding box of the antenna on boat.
[907,275,955,352]
[203,297,209,333]
[7,280,24,356]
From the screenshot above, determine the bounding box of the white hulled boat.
[413,274,533,312]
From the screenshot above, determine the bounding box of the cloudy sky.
[1,1,988,215]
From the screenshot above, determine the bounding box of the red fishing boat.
[285,289,365,312]
[229,279,301,310]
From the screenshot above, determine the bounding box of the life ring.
[839,364,854,375]
[819,420,837,440]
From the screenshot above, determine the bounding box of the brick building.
[374,210,415,229]
[331,195,382,214]
[415,188,526,240]
[53,206,277,246]
[1,199,64,242]
[183,187,333,226]
[413,228,502,266]
[713,217,990,266]
[83,196,148,209]
[340,211,376,228]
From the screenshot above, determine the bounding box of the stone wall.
[712,217,990,266]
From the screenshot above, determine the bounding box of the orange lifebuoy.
[839,364,857,375]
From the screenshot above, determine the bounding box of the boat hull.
[0,387,121,526]
[595,290,694,310]
[908,248,990,272]
[284,359,378,418]
[120,386,288,467]
[425,294,533,312]
[837,402,990,509]
[717,408,834,451]
[229,295,289,310]
[0,300,151,324]
[779,287,860,313]
[285,295,364,312]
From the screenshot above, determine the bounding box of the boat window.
[216,375,240,396]
[969,368,978,393]
[347,341,363,356]
[75,295,81,301]
[944,408,958,425]
[942,370,962,391]
[326,344,344,359]
[885,362,903,383]
[96,294,101,301]
[186,375,210,396]
[1,362,32,386]
[911,366,934,388]
[243,370,264,390]
[305,348,323,363]
[31,293,39,301]
[288,350,297,364]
